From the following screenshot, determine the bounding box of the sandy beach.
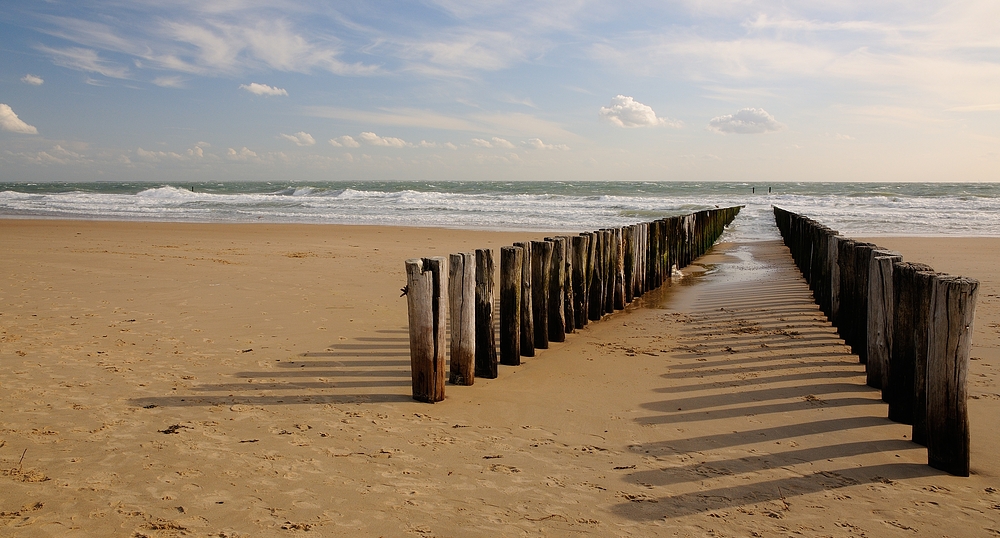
[2,220,999,537]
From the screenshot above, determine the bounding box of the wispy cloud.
[37,45,130,79]
[0,104,39,134]
[708,108,783,134]
[240,82,288,96]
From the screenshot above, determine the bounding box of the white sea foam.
[2,182,999,239]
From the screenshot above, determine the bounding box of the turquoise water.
[2,181,999,240]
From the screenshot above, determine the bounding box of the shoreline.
[2,220,998,535]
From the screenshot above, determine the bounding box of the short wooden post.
[448,252,475,386]
[546,237,567,343]
[475,249,497,379]
[531,240,552,349]
[867,252,901,393]
[405,257,446,403]
[926,275,979,476]
[499,246,522,366]
[887,262,935,424]
[514,241,534,357]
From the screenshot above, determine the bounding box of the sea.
[2,181,999,242]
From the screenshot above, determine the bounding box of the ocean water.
[2,181,999,242]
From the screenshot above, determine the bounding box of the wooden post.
[852,242,879,363]
[514,241,534,357]
[546,237,566,343]
[499,246,522,366]
[887,262,935,424]
[867,252,901,393]
[836,239,856,345]
[405,257,446,403]
[588,231,604,321]
[475,249,497,379]
[912,270,938,446]
[559,236,575,334]
[603,230,614,314]
[531,240,552,349]
[624,225,635,304]
[613,227,626,310]
[926,275,979,476]
[448,252,475,386]
[571,235,589,329]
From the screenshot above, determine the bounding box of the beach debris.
[158,424,188,434]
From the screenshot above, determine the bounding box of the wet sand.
[1,220,998,536]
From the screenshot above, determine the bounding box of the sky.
[1,0,998,183]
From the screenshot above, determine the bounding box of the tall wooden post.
[887,262,935,424]
[448,252,475,386]
[571,235,589,329]
[613,227,626,310]
[559,236,575,334]
[499,246,522,366]
[546,238,566,343]
[475,249,497,379]
[514,241,534,357]
[531,240,552,349]
[588,231,604,321]
[405,257,446,403]
[926,275,979,476]
[867,252,901,393]
[911,270,938,446]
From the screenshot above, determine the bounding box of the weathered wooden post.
[852,242,880,362]
[912,270,938,446]
[624,225,635,304]
[572,235,590,329]
[546,237,567,343]
[499,246,522,366]
[926,275,979,476]
[475,249,498,379]
[588,231,605,321]
[531,240,552,349]
[867,252,902,392]
[603,229,615,314]
[514,241,534,357]
[559,236,575,334]
[613,227,626,310]
[448,252,475,386]
[405,257,447,403]
[887,262,935,424]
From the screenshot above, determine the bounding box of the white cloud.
[279,131,315,146]
[471,138,493,148]
[0,104,39,134]
[359,131,409,147]
[137,147,186,161]
[37,45,130,79]
[444,142,458,150]
[240,82,288,96]
[523,138,569,150]
[708,108,784,134]
[599,95,681,128]
[227,147,258,160]
[491,137,515,149]
[417,140,437,148]
[21,74,44,85]
[153,76,185,88]
[329,135,360,148]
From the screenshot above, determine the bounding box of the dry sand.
[1,220,998,537]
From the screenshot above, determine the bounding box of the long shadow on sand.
[131,330,415,407]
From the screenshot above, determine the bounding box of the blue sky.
[1,1,998,182]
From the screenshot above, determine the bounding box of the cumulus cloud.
[240,83,288,96]
[227,147,258,160]
[328,136,359,148]
[471,138,493,148]
[21,74,44,85]
[599,95,680,128]
[0,104,39,134]
[523,138,569,150]
[279,131,315,146]
[708,108,784,134]
[359,131,409,147]
[137,147,186,161]
[471,136,515,149]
